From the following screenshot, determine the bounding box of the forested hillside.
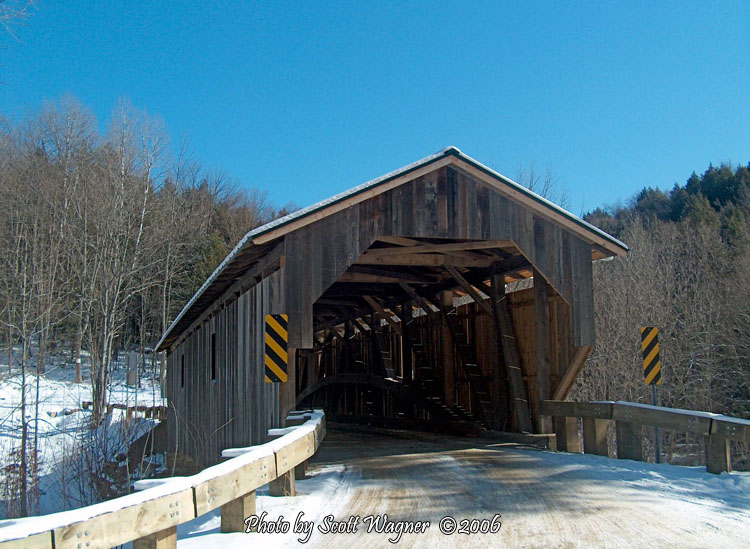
[0,96,293,422]
[574,164,750,425]
[2,95,747,443]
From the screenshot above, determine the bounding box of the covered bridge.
[155,147,627,466]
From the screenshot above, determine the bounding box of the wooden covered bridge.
[155,146,628,466]
[4,149,750,549]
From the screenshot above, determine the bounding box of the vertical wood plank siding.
[285,166,595,349]
[166,270,283,467]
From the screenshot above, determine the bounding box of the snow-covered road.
[176,426,750,548]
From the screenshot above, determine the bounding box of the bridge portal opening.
[295,237,576,435]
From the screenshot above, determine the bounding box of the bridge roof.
[156,146,627,352]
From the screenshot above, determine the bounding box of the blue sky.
[1,1,748,216]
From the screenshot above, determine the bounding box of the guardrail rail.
[541,400,750,474]
[0,409,325,549]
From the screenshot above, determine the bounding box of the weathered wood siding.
[285,166,595,349]
[167,269,284,466]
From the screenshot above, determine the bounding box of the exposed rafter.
[356,253,494,268]
[363,295,403,335]
[444,266,493,316]
[363,240,514,258]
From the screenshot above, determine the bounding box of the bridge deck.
[302,426,749,548]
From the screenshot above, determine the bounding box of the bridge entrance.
[295,236,582,435]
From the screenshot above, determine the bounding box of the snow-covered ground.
[170,436,750,548]
[1,350,749,547]
[0,350,165,518]
[167,464,358,549]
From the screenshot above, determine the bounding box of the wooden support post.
[534,269,552,434]
[295,459,308,480]
[133,526,177,549]
[616,421,643,461]
[488,271,510,431]
[553,416,580,453]
[396,300,413,381]
[582,418,609,456]
[489,264,533,433]
[269,470,296,496]
[221,490,256,533]
[440,291,456,406]
[705,436,731,474]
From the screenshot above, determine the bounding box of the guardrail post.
[582,418,608,456]
[221,490,256,532]
[705,436,731,474]
[133,526,177,549]
[269,470,296,496]
[615,421,643,461]
[553,417,580,453]
[295,459,308,480]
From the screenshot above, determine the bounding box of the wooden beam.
[439,290,456,406]
[363,296,402,335]
[346,264,440,284]
[612,402,712,436]
[534,269,552,433]
[363,240,515,258]
[540,400,613,419]
[552,345,593,401]
[489,270,510,432]
[554,417,581,453]
[490,267,533,433]
[269,470,296,496]
[349,316,371,334]
[338,273,429,284]
[316,298,362,308]
[444,265,493,316]
[615,420,643,461]
[221,491,256,533]
[377,235,423,246]
[705,436,731,474]
[379,236,506,261]
[133,527,177,549]
[321,283,396,297]
[316,316,344,339]
[582,418,609,456]
[397,282,439,315]
[356,253,493,268]
[470,256,533,287]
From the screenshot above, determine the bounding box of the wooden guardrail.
[0,409,325,548]
[541,400,750,474]
[81,401,169,420]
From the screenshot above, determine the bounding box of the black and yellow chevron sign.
[641,326,662,385]
[265,314,288,383]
